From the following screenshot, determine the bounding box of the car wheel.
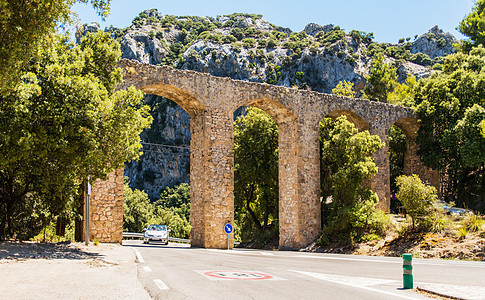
[165,241,169,245]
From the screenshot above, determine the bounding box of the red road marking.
[204,271,273,280]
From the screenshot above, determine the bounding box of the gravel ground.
[0,241,150,300]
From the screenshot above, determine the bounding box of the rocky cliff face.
[124,95,190,200]
[96,9,457,200]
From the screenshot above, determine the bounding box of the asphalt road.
[123,240,485,300]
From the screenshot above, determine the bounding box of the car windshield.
[147,225,167,231]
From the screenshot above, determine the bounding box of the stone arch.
[325,109,370,131]
[136,84,205,117]
[85,60,432,249]
[233,97,315,249]
[123,83,216,248]
[242,97,298,125]
[392,117,440,193]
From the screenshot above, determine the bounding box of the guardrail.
[122,232,239,245]
[122,232,144,238]
[122,232,190,243]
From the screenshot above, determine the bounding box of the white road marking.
[292,270,420,300]
[195,270,286,281]
[204,249,277,256]
[143,266,152,272]
[133,248,145,263]
[153,279,169,290]
[291,254,485,268]
[204,249,253,255]
[291,254,401,264]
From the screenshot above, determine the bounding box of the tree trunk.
[244,184,262,230]
[74,184,85,242]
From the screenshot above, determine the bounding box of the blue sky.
[73,0,475,43]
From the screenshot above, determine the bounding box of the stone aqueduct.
[87,59,438,249]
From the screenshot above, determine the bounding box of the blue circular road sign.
[224,223,233,234]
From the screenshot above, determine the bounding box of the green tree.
[234,107,279,243]
[388,125,406,193]
[363,54,397,102]
[0,0,110,94]
[154,183,191,220]
[123,179,153,233]
[0,32,152,240]
[150,206,191,238]
[395,174,438,228]
[458,0,485,50]
[414,47,485,210]
[320,116,387,243]
[481,119,485,137]
[332,80,355,97]
[156,183,190,209]
[150,183,191,238]
[387,74,417,107]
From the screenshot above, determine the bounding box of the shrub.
[257,39,267,48]
[421,211,453,233]
[266,39,278,49]
[222,35,237,44]
[462,214,484,232]
[457,226,468,240]
[411,52,432,66]
[231,42,242,52]
[223,20,234,28]
[350,30,363,43]
[242,38,256,48]
[396,174,438,228]
[230,28,244,40]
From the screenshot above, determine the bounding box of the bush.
[462,214,484,232]
[350,30,363,43]
[266,39,278,49]
[242,38,256,48]
[411,52,432,66]
[230,28,244,40]
[257,39,267,48]
[222,35,237,44]
[396,174,438,228]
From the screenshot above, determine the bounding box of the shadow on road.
[0,241,101,261]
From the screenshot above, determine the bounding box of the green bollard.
[402,253,413,289]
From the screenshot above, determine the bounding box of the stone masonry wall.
[89,169,124,244]
[115,59,436,249]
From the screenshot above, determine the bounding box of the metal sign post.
[224,223,233,250]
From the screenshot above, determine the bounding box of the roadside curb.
[417,287,464,300]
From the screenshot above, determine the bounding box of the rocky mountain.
[88,9,457,200]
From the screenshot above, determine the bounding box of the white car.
[143,224,170,245]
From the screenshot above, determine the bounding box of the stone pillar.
[189,110,234,249]
[89,168,124,244]
[404,135,441,194]
[278,119,321,249]
[370,127,391,212]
